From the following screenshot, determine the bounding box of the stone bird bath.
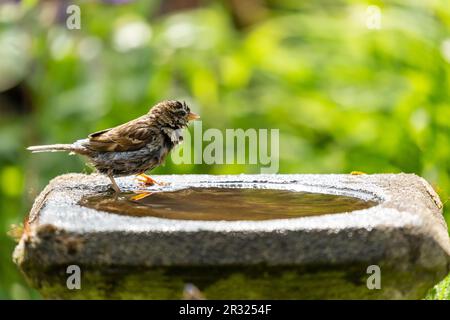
[13,173,450,299]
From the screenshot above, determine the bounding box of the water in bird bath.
[79,187,377,221]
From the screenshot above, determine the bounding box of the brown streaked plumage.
[27,100,200,192]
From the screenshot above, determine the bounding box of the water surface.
[79,187,377,221]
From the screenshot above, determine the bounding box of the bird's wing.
[87,116,156,152]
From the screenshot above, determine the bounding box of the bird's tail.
[27,144,74,153]
[27,142,89,155]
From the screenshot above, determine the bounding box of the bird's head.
[149,100,200,128]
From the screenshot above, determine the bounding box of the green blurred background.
[0,0,449,299]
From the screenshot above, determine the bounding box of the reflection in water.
[80,187,377,221]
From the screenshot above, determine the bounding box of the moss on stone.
[19,262,443,299]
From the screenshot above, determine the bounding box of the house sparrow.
[28,100,200,193]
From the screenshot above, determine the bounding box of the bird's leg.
[108,174,121,193]
[136,173,165,186]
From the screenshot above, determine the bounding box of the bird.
[27,100,200,193]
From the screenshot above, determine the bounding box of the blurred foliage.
[426,274,450,300]
[0,0,449,299]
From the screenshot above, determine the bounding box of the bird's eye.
[176,109,187,116]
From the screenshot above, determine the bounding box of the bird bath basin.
[13,173,450,299]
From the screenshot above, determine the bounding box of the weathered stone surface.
[13,173,450,299]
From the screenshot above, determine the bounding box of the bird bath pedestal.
[13,173,450,299]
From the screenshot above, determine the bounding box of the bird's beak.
[187,112,200,121]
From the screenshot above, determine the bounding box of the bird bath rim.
[27,173,440,235]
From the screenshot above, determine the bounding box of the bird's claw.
[136,174,169,186]
[136,174,159,185]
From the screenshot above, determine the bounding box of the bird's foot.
[136,174,169,186]
[130,191,153,201]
